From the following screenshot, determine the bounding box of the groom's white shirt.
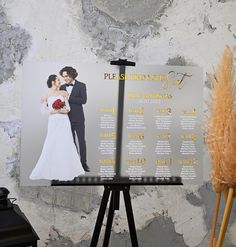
[66,80,75,97]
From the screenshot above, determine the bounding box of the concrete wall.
[0,0,236,246]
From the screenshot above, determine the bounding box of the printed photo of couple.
[21,62,119,186]
[29,66,90,182]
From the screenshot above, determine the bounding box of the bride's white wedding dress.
[30,95,85,180]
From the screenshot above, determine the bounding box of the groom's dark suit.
[60,80,88,170]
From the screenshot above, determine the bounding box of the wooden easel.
[210,187,235,247]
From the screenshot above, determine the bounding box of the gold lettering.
[101,107,115,114]
[178,158,198,165]
[100,132,116,139]
[99,159,115,165]
[126,158,147,165]
[156,133,171,140]
[156,108,172,115]
[182,108,197,116]
[180,133,197,141]
[128,133,144,140]
[128,107,144,115]
[156,158,172,165]
[127,92,142,99]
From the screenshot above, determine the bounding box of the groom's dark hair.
[59,66,78,80]
[47,74,57,88]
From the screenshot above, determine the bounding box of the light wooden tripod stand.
[210,187,235,247]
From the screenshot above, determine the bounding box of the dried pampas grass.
[207,46,236,247]
[221,114,236,187]
[206,46,236,192]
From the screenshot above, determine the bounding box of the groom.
[60,66,90,172]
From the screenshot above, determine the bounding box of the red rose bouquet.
[52,99,65,110]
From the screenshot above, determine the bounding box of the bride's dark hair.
[47,74,57,88]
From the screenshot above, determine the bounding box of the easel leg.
[217,188,234,247]
[90,186,111,247]
[209,192,221,247]
[123,186,139,247]
[90,185,139,247]
[103,192,116,247]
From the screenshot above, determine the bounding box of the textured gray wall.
[0,0,236,246]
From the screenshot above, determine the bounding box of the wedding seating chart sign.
[20,62,202,186]
[120,65,203,184]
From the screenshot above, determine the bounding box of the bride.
[30,74,85,180]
